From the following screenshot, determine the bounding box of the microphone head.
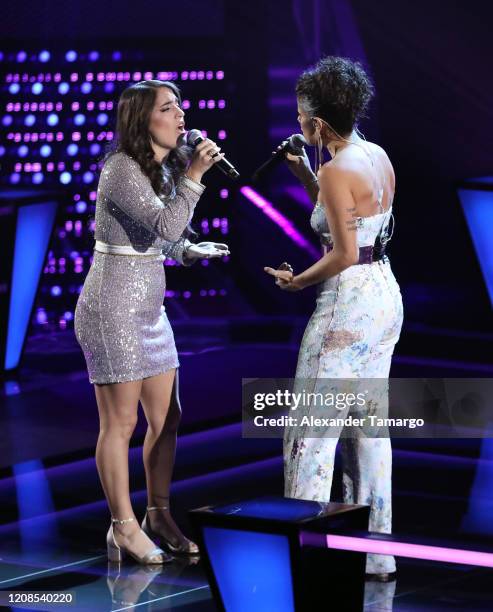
[289,133,307,153]
[186,129,204,147]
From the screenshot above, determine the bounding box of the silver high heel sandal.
[141,506,199,555]
[106,516,173,564]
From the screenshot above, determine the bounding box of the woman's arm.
[266,164,359,290]
[162,234,194,266]
[99,153,204,243]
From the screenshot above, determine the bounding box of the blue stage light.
[32,83,43,95]
[89,51,99,61]
[60,172,72,184]
[32,172,44,184]
[18,145,29,157]
[9,83,20,94]
[65,50,77,62]
[47,113,59,126]
[17,51,27,62]
[24,114,36,126]
[40,144,51,157]
[0,146,5,156]
[51,285,62,296]
[89,143,101,155]
[74,113,86,126]
[97,113,108,126]
[2,115,13,126]
[58,82,69,95]
[67,144,78,156]
[10,173,21,184]
[75,200,87,213]
[104,82,115,93]
[5,200,58,369]
[458,186,493,307]
[203,527,295,612]
[81,82,92,94]
[112,51,122,61]
[83,171,94,184]
[39,50,51,62]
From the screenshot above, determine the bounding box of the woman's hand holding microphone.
[186,138,225,184]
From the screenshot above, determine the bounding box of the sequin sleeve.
[162,235,194,266]
[99,152,205,243]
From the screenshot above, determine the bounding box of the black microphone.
[186,129,240,180]
[252,133,307,182]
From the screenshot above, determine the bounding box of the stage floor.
[1,319,493,610]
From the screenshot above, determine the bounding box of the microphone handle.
[189,134,240,180]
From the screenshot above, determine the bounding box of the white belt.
[94,240,162,256]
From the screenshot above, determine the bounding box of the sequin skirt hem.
[88,359,180,385]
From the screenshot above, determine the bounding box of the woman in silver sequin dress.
[74,80,228,564]
[265,57,403,582]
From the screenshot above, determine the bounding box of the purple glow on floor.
[325,534,493,568]
[240,186,319,258]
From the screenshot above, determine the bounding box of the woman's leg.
[95,380,164,560]
[140,369,197,550]
[140,369,177,506]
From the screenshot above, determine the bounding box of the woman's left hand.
[264,262,303,291]
[186,241,230,260]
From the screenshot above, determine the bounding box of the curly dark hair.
[296,56,375,136]
[106,80,192,198]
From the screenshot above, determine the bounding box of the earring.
[316,130,323,172]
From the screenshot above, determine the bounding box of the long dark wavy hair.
[106,80,192,198]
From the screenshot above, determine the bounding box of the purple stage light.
[324,534,493,569]
[206,71,213,80]
[218,130,227,139]
[2,115,13,126]
[70,72,78,81]
[183,291,192,299]
[218,99,226,109]
[17,51,27,63]
[220,189,229,199]
[182,100,190,110]
[87,101,95,110]
[201,259,209,266]
[207,100,215,109]
[216,71,224,79]
[65,50,77,62]
[181,71,189,80]
[240,186,320,258]
[36,309,48,324]
[10,173,20,184]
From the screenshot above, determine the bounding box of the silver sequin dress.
[74,152,204,384]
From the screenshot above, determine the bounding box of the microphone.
[186,129,240,180]
[252,133,307,182]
